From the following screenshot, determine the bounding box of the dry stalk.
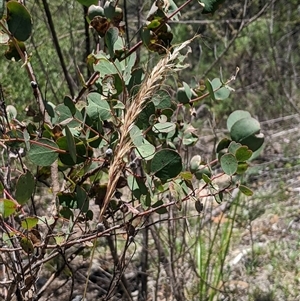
[99,39,193,221]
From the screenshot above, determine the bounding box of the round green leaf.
[210,78,230,100]
[147,19,161,29]
[230,117,264,151]
[230,117,261,142]
[190,155,202,173]
[141,27,151,48]
[211,78,222,90]
[177,87,190,104]
[135,143,156,160]
[127,174,148,200]
[20,237,34,254]
[127,67,144,95]
[227,110,251,132]
[236,162,249,174]
[130,125,144,146]
[152,90,171,109]
[60,207,73,219]
[182,128,198,146]
[235,146,252,161]
[55,104,82,128]
[151,149,182,181]
[228,141,242,154]
[45,101,56,119]
[180,171,193,181]
[76,185,89,212]
[0,199,18,218]
[104,1,116,19]
[28,138,59,166]
[220,153,238,176]
[58,192,77,209]
[152,122,176,134]
[6,105,17,119]
[57,136,88,166]
[15,170,35,205]
[136,102,155,129]
[249,143,264,161]
[87,5,104,21]
[5,129,23,149]
[216,138,231,153]
[86,210,94,221]
[205,79,215,101]
[94,58,119,76]
[105,27,119,58]
[65,126,77,164]
[86,92,111,121]
[6,1,33,41]
[239,133,265,152]
[21,217,38,230]
[214,86,230,100]
[183,82,192,99]
[63,96,76,115]
[239,185,253,196]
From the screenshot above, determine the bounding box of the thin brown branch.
[40,0,75,97]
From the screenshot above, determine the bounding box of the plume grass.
[99,39,193,221]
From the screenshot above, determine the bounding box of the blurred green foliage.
[1,0,299,124]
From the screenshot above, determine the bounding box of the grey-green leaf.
[177,87,190,104]
[6,1,33,41]
[152,122,176,134]
[86,92,111,121]
[94,58,119,76]
[151,149,182,181]
[227,110,251,132]
[76,185,89,212]
[127,174,148,200]
[28,138,59,166]
[136,142,156,160]
[205,79,216,101]
[152,90,171,109]
[235,146,252,162]
[105,27,119,58]
[15,170,35,205]
[0,199,17,218]
[230,117,264,151]
[239,185,253,196]
[220,153,238,176]
[65,126,77,164]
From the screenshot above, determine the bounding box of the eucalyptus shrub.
[0,0,264,300]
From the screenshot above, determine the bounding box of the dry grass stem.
[99,40,193,221]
